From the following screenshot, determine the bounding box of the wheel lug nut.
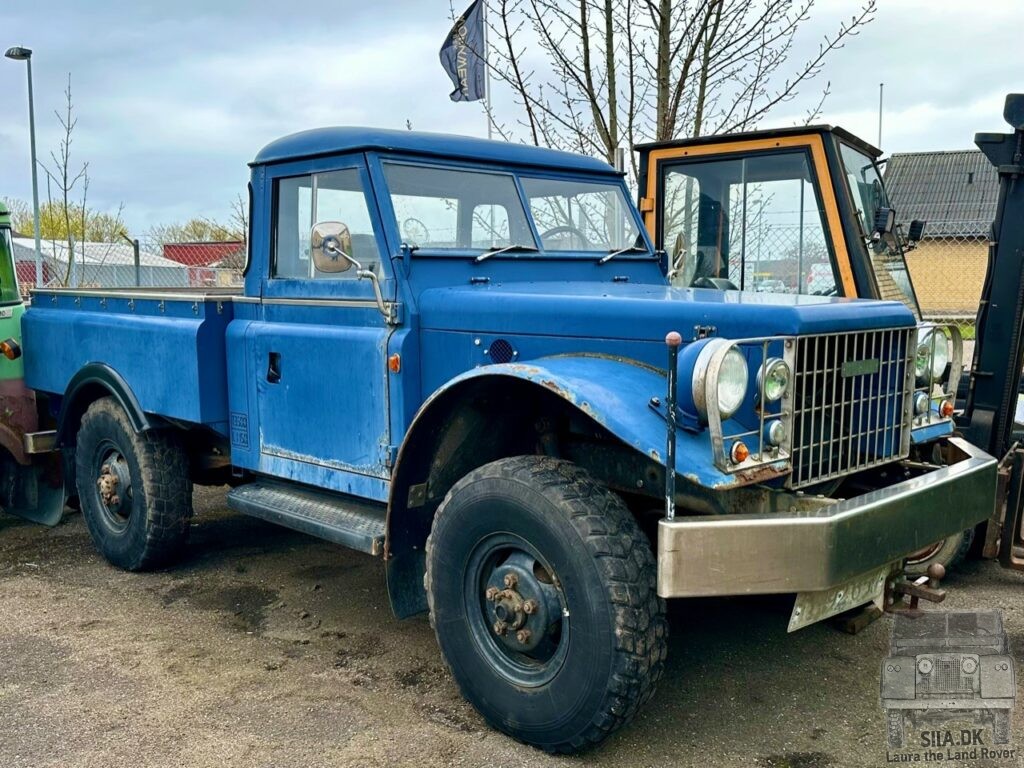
[516,629,531,644]
[503,573,518,588]
[485,587,499,601]
[110,495,120,507]
[493,620,507,636]
[523,599,538,615]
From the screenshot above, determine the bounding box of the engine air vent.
[487,339,516,364]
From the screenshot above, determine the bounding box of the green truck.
[0,201,63,524]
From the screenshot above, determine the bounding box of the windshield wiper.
[598,244,648,265]
[474,243,539,263]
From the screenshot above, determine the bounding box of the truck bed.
[24,287,245,435]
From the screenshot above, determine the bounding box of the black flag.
[440,0,486,102]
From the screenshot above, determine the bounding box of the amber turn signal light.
[729,440,749,464]
[939,399,954,418]
[388,353,401,373]
[0,338,21,360]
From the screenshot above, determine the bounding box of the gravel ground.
[2,486,1024,768]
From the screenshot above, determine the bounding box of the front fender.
[467,355,671,462]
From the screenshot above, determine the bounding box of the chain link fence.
[11,237,245,297]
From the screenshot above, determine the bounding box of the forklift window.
[838,142,920,315]
[661,151,837,295]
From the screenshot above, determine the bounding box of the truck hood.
[417,282,915,341]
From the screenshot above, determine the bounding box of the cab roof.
[252,127,620,174]
[634,124,882,159]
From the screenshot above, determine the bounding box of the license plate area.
[788,563,895,632]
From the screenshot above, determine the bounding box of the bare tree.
[38,74,126,286]
[42,75,89,285]
[484,0,875,172]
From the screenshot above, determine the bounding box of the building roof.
[12,238,182,268]
[884,150,999,237]
[252,127,618,175]
[163,241,245,267]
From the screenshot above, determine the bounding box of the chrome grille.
[789,328,914,488]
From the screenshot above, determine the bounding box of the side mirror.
[908,219,927,242]
[311,221,360,273]
[873,207,896,236]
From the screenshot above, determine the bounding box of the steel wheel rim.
[92,439,134,532]
[463,531,569,688]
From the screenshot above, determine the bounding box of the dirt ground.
[2,486,1024,768]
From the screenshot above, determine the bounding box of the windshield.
[0,228,21,304]
[660,150,838,294]
[838,142,920,315]
[384,163,538,252]
[520,177,644,252]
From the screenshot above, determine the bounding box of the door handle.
[267,352,281,383]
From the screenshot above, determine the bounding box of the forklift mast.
[961,94,1024,461]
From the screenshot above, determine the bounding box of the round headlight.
[916,328,950,382]
[691,339,750,421]
[918,658,933,675]
[717,348,750,419]
[961,657,978,675]
[759,358,790,402]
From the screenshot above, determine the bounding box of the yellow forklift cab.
[636,125,922,316]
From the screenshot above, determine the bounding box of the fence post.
[133,239,141,287]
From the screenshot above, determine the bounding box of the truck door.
[251,156,393,499]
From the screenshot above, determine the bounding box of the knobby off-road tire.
[75,397,192,570]
[904,527,974,577]
[425,456,667,753]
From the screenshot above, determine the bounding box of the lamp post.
[5,46,42,288]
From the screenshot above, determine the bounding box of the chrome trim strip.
[657,437,996,597]
[261,297,393,309]
[31,288,241,302]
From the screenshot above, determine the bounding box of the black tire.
[904,527,974,577]
[75,397,192,570]
[425,456,667,753]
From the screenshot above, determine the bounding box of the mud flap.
[0,452,66,527]
[788,563,895,632]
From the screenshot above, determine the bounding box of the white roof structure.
[12,237,180,268]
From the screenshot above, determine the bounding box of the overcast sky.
[2,0,1022,235]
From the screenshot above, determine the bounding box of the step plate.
[227,481,386,555]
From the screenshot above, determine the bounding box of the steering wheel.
[402,217,430,245]
[540,225,592,250]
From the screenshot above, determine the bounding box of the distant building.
[12,238,189,289]
[884,150,998,318]
[162,241,246,287]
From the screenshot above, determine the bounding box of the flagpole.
[482,0,492,140]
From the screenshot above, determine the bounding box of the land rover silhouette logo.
[881,611,1017,762]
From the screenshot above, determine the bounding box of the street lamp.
[5,45,43,288]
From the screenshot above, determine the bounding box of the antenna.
[878,83,884,147]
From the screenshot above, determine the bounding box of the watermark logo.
[881,610,1016,762]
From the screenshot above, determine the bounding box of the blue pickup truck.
[21,128,996,752]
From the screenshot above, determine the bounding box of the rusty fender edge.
[657,437,996,598]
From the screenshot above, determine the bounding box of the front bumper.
[657,437,996,598]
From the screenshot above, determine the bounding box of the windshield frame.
[373,153,654,261]
[655,146,843,294]
[836,139,922,317]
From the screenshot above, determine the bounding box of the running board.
[227,480,386,556]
